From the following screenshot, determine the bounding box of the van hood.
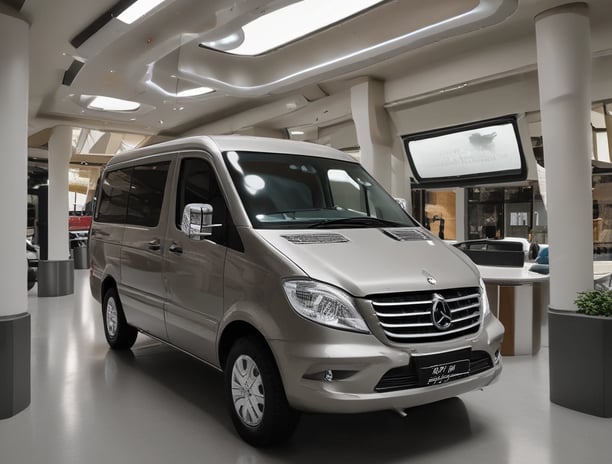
[256,228,480,297]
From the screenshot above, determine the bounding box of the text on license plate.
[418,359,470,386]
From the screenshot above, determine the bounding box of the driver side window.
[175,157,228,246]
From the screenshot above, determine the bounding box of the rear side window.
[96,162,170,226]
[96,169,131,223]
[126,162,170,227]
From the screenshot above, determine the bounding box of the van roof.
[106,135,358,167]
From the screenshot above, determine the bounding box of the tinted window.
[96,168,131,224]
[176,158,228,245]
[224,151,416,229]
[126,162,170,227]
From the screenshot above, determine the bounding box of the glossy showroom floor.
[1,271,611,464]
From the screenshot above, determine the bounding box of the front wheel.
[224,337,300,447]
[102,287,137,350]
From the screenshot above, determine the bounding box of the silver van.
[90,136,504,446]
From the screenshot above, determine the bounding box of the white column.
[350,79,393,191]
[48,126,72,261]
[535,3,592,311]
[0,12,28,317]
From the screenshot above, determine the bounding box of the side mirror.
[181,203,222,240]
[394,197,408,211]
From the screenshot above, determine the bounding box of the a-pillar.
[350,79,394,191]
[0,8,30,419]
[38,126,74,297]
[535,3,609,417]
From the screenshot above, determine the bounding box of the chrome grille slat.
[372,300,432,307]
[375,310,431,318]
[445,293,480,303]
[380,321,434,328]
[381,321,481,339]
[370,287,481,343]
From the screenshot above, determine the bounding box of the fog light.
[324,370,333,382]
[494,350,501,363]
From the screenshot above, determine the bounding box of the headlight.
[282,280,369,333]
[479,277,491,317]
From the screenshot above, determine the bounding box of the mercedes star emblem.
[431,293,452,330]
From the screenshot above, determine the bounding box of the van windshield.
[224,151,417,229]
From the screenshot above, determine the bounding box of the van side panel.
[89,223,124,302]
[119,224,167,338]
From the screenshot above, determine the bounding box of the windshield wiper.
[308,217,404,229]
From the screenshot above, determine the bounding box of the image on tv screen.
[402,116,527,187]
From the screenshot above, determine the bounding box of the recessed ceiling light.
[200,0,385,56]
[117,0,166,25]
[88,96,141,112]
[176,87,214,98]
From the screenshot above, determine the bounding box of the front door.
[163,154,228,363]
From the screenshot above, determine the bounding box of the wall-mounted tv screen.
[402,116,527,187]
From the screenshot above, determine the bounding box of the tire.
[102,287,137,350]
[224,337,300,447]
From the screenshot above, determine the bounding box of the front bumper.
[270,313,504,414]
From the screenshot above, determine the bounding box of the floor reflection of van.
[89,136,504,447]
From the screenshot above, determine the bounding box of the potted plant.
[575,290,612,317]
[548,289,612,418]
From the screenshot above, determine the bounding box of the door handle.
[169,243,183,254]
[147,239,161,251]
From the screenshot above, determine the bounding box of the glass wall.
[411,190,456,240]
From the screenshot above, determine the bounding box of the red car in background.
[69,214,92,231]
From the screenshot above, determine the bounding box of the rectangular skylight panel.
[117,0,166,25]
[201,0,385,56]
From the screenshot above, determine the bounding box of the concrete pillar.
[38,126,74,297]
[350,79,393,191]
[48,126,71,260]
[535,3,592,311]
[0,8,30,419]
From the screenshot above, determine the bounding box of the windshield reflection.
[224,151,416,229]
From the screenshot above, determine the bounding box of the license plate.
[418,359,470,386]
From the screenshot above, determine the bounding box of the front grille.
[374,350,494,392]
[370,287,481,343]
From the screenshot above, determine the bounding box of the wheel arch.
[101,275,118,302]
[218,321,270,370]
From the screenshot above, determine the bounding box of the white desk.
[478,264,549,356]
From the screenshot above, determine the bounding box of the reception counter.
[478,264,549,356]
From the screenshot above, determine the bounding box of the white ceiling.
[11,0,612,148]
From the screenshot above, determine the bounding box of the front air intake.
[383,228,430,241]
[281,233,349,244]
